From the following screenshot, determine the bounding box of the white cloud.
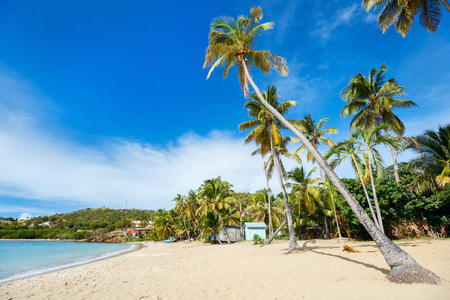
[312,4,359,41]
[0,118,275,210]
[19,213,33,220]
[364,12,378,24]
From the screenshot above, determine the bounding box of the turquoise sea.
[0,240,136,284]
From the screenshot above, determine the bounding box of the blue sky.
[0,1,449,219]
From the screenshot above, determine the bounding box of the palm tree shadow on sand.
[282,240,389,274]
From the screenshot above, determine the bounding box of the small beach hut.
[244,222,267,240]
[218,225,243,242]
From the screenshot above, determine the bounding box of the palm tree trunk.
[323,214,329,239]
[261,203,297,246]
[217,211,231,244]
[241,61,440,283]
[442,0,450,13]
[265,169,274,238]
[367,153,385,233]
[271,139,300,251]
[181,212,190,240]
[239,196,244,241]
[352,156,380,229]
[381,125,400,183]
[330,192,342,238]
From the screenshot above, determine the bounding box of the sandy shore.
[1,239,449,300]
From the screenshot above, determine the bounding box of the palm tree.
[203,7,288,98]
[197,177,236,244]
[321,178,342,238]
[173,194,190,240]
[292,114,337,180]
[239,84,300,251]
[325,137,380,229]
[352,124,404,233]
[287,167,321,216]
[198,212,221,244]
[341,63,418,183]
[153,210,174,240]
[205,7,440,283]
[363,0,449,37]
[248,188,284,226]
[408,124,450,192]
[287,167,329,238]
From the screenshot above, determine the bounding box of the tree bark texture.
[271,139,300,251]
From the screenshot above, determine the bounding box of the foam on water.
[0,240,136,284]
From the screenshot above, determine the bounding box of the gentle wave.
[0,243,137,284]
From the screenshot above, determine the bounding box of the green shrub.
[253,234,264,245]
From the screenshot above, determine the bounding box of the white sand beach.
[1,239,449,300]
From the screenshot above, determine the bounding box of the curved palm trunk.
[241,61,440,283]
[442,0,450,13]
[262,203,297,246]
[352,156,380,229]
[265,169,274,238]
[367,153,385,233]
[271,138,299,251]
[330,192,342,239]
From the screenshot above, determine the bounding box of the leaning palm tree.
[292,114,337,180]
[408,124,450,192]
[205,7,440,283]
[341,63,418,183]
[363,0,449,37]
[325,137,380,229]
[239,84,300,251]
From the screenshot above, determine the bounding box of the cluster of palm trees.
[202,6,445,283]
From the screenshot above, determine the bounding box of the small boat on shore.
[163,237,177,244]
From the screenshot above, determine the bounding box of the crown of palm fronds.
[363,0,444,37]
[204,7,288,97]
[341,63,417,135]
[407,124,450,191]
[291,113,338,162]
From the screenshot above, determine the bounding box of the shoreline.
[1,239,449,299]
[0,241,144,284]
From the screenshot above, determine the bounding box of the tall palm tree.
[197,177,236,244]
[287,167,321,217]
[239,84,300,251]
[198,212,222,244]
[363,0,449,37]
[173,194,190,240]
[248,188,284,226]
[287,167,330,239]
[153,209,174,240]
[321,178,342,238]
[352,124,404,233]
[325,137,380,229]
[341,63,418,183]
[292,114,337,180]
[205,7,440,283]
[408,124,450,192]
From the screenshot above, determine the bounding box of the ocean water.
[0,240,136,284]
